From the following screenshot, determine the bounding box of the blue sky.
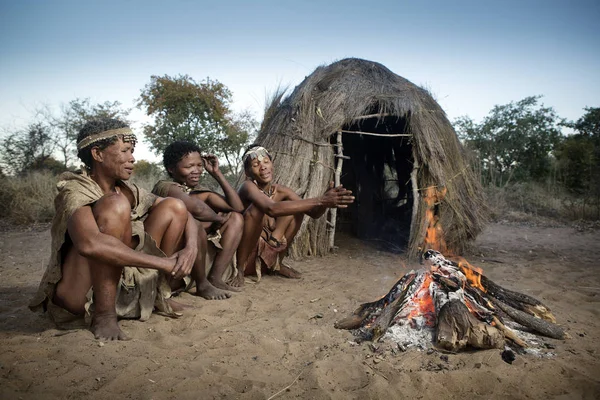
[1,0,598,161]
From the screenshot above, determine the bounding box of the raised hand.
[202,154,220,176]
[320,181,355,208]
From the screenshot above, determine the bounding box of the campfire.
[335,187,566,352]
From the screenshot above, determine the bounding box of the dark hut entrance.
[333,115,414,252]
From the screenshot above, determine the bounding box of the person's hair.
[163,141,202,177]
[243,143,273,172]
[77,118,130,169]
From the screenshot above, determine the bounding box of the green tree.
[557,107,600,198]
[27,155,68,175]
[221,111,258,176]
[133,159,163,179]
[138,74,254,175]
[0,123,55,175]
[455,96,563,186]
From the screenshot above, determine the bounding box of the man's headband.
[242,146,271,164]
[76,127,137,150]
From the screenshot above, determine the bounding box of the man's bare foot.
[208,277,242,292]
[195,280,231,300]
[276,264,302,279]
[167,298,191,312]
[229,269,245,287]
[91,313,130,341]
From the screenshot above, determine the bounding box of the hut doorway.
[334,116,414,252]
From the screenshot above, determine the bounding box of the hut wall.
[253,58,488,260]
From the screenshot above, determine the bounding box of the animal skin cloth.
[29,170,178,329]
[151,180,237,285]
[245,226,288,282]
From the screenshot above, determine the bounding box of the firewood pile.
[335,250,567,352]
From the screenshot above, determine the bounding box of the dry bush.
[130,169,167,192]
[485,182,599,224]
[0,171,58,225]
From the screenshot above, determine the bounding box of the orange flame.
[406,273,436,326]
[454,257,486,292]
[422,186,448,254]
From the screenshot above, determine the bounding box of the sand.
[1,222,599,399]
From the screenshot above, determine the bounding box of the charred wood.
[334,272,417,330]
[488,297,566,340]
[436,300,505,352]
[480,275,556,323]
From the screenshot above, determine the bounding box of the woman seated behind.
[153,141,245,299]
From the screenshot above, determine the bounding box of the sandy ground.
[1,222,599,399]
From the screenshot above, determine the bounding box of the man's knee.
[93,193,130,227]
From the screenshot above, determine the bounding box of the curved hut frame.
[255,58,487,259]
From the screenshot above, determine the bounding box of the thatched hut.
[255,58,487,259]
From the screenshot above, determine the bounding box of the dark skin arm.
[166,185,225,225]
[238,180,354,219]
[67,205,176,274]
[202,154,245,213]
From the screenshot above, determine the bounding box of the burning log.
[334,272,417,330]
[488,297,567,340]
[335,250,566,351]
[436,300,504,352]
[479,274,557,323]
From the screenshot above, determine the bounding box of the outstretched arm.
[238,181,354,218]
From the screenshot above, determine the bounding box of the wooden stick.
[492,316,528,348]
[340,129,412,137]
[267,362,313,400]
[352,113,391,120]
[328,131,343,250]
[408,155,420,246]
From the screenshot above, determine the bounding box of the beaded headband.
[76,127,137,150]
[242,146,271,164]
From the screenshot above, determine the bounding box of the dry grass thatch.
[255,58,488,259]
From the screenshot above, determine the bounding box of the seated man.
[29,118,199,341]
[234,145,355,284]
[152,141,244,299]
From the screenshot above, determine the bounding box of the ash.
[383,320,435,350]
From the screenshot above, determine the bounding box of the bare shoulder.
[274,184,301,201]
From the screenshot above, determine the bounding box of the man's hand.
[320,181,355,208]
[168,244,198,281]
[210,213,230,232]
[202,154,220,176]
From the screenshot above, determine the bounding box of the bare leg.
[272,213,303,279]
[55,193,132,340]
[190,220,231,300]
[208,212,243,292]
[143,197,191,311]
[233,205,265,285]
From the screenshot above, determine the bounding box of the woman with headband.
[233,145,355,285]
